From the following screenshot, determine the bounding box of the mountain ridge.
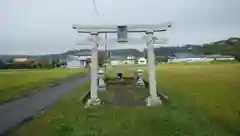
[1,37,240,63]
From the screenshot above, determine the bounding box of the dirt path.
[108,80,144,107]
[0,74,89,136]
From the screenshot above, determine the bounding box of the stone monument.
[135,69,145,87]
[98,69,106,91]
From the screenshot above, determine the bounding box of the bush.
[210,60,239,64]
[0,60,6,69]
[156,56,168,63]
[40,64,55,69]
[5,63,31,69]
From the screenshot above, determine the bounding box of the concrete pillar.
[146,31,161,106]
[85,32,101,107]
[90,32,98,99]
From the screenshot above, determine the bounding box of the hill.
[200,37,240,60]
[1,37,239,63]
[0,49,143,64]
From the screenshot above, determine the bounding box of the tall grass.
[156,64,240,134]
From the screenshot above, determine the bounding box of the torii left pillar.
[145,31,161,106]
[86,32,101,107]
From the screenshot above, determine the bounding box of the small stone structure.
[98,69,106,91]
[135,69,145,87]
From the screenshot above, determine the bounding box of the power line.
[92,0,99,17]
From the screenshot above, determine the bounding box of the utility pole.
[104,33,107,75]
[144,47,146,58]
[49,55,52,65]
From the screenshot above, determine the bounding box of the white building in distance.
[110,56,136,65]
[66,50,91,68]
[168,53,235,63]
[138,57,147,64]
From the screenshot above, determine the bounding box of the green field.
[12,63,240,136]
[0,68,87,102]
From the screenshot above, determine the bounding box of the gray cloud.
[0,0,240,54]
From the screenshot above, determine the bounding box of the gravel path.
[0,74,89,136]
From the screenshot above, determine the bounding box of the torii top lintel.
[72,22,172,33]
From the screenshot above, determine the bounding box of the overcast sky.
[0,0,240,55]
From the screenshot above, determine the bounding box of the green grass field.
[12,63,240,136]
[0,68,87,102]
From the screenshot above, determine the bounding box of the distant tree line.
[1,37,239,69]
[0,59,67,69]
[153,38,240,61]
[155,56,168,63]
[0,60,6,69]
[200,39,240,61]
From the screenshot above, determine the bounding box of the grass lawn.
[12,63,240,136]
[0,68,87,102]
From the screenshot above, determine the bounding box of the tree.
[200,38,240,61]
[51,60,58,68]
[0,60,5,69]
[98,52,105,67]
[228,42,240,61]
[156,56,168,63]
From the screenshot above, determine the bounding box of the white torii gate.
[72,23,172,106]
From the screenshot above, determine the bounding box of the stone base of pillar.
[85,98,101,108]
[145,96,162,107]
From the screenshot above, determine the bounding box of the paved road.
[0,74,89,136]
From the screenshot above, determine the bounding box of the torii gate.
[72,23,172,106]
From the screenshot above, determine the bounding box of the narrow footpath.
[0,74,89,136]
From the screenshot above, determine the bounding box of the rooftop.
[204,54,235,58]
[73,50,91,56]
[110,55,126,61]
[173,52,202,58]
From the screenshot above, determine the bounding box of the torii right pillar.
[146,31,162,106]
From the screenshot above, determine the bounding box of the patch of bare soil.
[107,79,144,107]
